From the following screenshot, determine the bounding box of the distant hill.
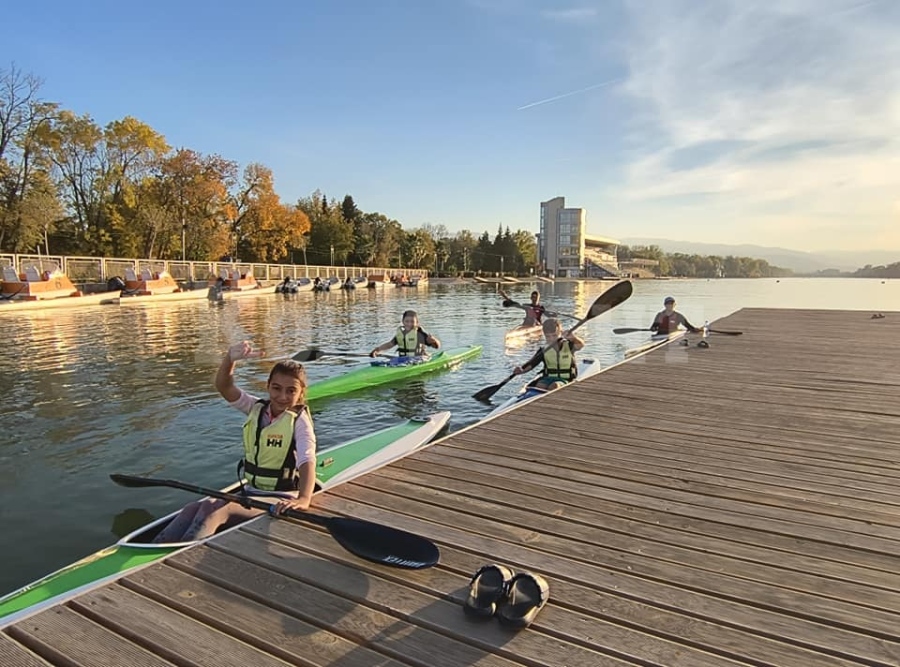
[620,238,900,273]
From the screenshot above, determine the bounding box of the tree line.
[0,65,538,272]
[619,245,793,278]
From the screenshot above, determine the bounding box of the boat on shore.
[0,411,451,628]
[367,273,392,289]
[0,265,117,313]
[307,345,483,401]
[275,277,314,294]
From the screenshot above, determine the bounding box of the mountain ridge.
[620,238,900,273]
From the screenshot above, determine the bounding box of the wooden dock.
[4,308,900,666]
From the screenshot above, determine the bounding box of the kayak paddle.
[292,349,389,362]
[110,474,439,569]
[501,299,579,321]
[474,280,634,402]
[614,326,742,336]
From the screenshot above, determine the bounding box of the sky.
[4,0,900,252]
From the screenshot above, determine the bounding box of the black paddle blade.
[709,329,743,336]
[292,349,325,362]
[587,281,633,318]
[472,373,515,402]
[613,327,651,335]
[502,299,519,308]
[322,516,440,569]
[111,473,171,488]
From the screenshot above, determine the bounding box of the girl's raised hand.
[227,341,263,362]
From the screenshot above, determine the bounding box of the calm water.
[1,277,898,594]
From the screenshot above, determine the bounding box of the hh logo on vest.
[266,435,284,448]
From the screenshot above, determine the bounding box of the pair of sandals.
[463,564,549,628]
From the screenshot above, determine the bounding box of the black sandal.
[464,564,514,617]
[496,572,550,628]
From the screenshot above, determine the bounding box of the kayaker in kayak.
[152,341,316,543]
[500,289,546,326]
[512,318,584,390]
[369,310,441,358]
[651,296,703,335]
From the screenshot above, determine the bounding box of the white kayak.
[504,324,542,340]
[624,331,686,358]
[0,411,450,628]
[486,358,603,419]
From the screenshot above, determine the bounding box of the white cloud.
[614,0,900,248]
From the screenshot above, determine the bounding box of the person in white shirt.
[153,341,316,543]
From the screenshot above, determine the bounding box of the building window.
[559,235,571,245]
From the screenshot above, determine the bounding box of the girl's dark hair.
[267,361,308,401]
[402,310,418,320]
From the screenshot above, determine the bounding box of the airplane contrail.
[517,78,622,111]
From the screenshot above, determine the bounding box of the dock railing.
[0,253,427,284]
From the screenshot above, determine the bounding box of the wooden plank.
[314,488,900,640]
[419,440,900,561]
[346,470,900,608]
[396,451,900,573]
[447,432,900,549]
[455,428,900,518]
[69,584,294,667]
[5,607,176,667]
[371,462,900,586]
[167,543,532,667]
[465,423,900,519]
[210,527,745,667]
[122,563,408,667]
[0,633,52,667]
[247,506,900,666]
[478,413,900,496]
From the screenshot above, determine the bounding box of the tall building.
[539,196,619,278]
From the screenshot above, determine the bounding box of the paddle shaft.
[110,474,439,568]
[115,476,330,525]
[476,300,597,400]
[614,326,742,336]
[503,299,578,321]
[474,281,633,401]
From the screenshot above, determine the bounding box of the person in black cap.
[650,296,702,335]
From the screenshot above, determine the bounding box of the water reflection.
[1,278,898,597]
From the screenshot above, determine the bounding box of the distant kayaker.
[512,318,584,390]
[153,341,316,543]
[500,289,547,326]
[650,296,703,335]
[369,310,441,358]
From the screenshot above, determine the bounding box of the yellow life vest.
[395,327,420,356]
[241,401,306,491]
[543,341,575,380]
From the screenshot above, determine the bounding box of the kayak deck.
[0,411,450,627]
[486,358,603,419]
[624,330,687,358]
[307,345,483,401]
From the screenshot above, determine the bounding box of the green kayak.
[0,411,450,628]
[307,345,483,401]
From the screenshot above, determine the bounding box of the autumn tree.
[226,164,309,263]
[141,149,237,259]
[0,65,62,252]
